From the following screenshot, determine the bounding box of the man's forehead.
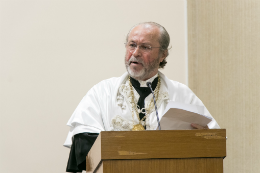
[128,25,160,43]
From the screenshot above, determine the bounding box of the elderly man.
[64,22,220,172]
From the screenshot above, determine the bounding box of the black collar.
[130,77,158,91]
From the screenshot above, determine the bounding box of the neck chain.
[128,75,161,131]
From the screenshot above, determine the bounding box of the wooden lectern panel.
[87,130,226,173]
[102,130,225,159]
[102,158,223,173]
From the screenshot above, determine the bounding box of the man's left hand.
[191,123,209,129]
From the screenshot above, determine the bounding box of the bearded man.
[64,22,220,172]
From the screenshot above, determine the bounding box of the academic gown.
[64,72,220,172]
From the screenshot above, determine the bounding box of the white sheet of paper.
[158,101,212,130]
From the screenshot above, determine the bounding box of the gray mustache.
[128,56,143,65]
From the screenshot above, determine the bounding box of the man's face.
[125,25,165,81]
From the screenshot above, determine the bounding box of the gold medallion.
[132,124,145,131]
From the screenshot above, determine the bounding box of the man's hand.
[191,123,209,129]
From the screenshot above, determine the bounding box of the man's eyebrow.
[128,41,152,45]
[141,42,152,45]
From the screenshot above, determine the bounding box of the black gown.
[66,77,158,172]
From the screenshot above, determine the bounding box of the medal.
[132,124,145,131]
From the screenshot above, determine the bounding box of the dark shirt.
[66,133,99,172]
[130,77,158,120]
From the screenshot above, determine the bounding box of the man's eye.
[129,44,136,47]
[141,45,151,50]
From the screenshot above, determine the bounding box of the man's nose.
[131,46,141,57]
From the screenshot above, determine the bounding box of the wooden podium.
[86,129,226,173]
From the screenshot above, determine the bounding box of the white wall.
[0,0,187,172]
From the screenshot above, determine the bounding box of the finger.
[191,123,205,129]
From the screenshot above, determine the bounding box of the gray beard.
[125,56,160,81]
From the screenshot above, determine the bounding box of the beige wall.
[0,0,187,172]
[188,0,260,172]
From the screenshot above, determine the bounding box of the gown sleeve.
[66,132,99,172]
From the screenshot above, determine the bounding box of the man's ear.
[160,50,168,62]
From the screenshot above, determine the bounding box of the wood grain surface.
[100,130,226,160]
[87,130,226,173]
[102,158,223,173]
